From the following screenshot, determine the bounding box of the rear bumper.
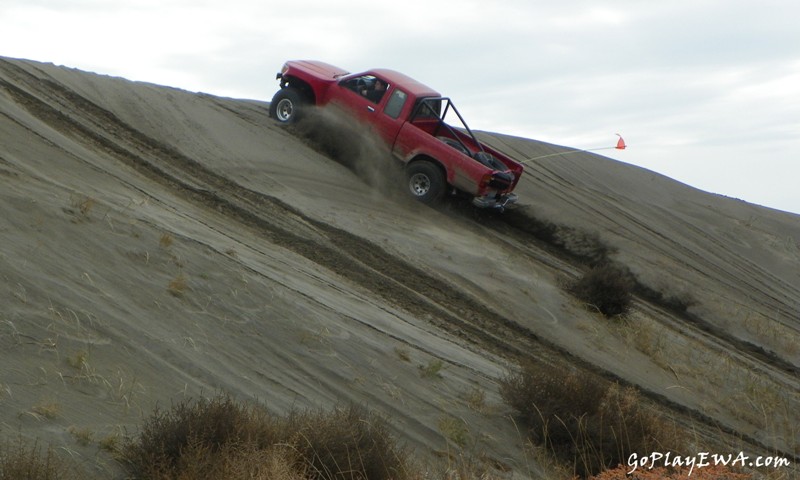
[472,192,518,211]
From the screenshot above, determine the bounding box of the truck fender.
[279,75,317,104]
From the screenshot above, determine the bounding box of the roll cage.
[411,97,488,156]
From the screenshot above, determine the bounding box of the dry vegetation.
[66,193,96,221]
[167,272,188,297]
[5,391,687,480]
[119,395,408,480]
[588,464,751,479]
[114,394,522,480]
[0,392,521,479]
[1,361,793,480]
[0,439,81,480]
[499,360,685,477]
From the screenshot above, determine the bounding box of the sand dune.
[1,57,798,478]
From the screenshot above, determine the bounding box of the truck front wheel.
[406,161,445,204]
[269,88,304,124]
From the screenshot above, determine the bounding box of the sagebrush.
[499,360,685,477]
[121,395,408,480]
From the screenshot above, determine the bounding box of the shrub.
[499,361,606,441]
[286,405,406,480]
[121,394,260,477]
[121,395,408,480]
[570,263,635,317]
[499,361,684,477]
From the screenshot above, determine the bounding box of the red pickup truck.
[269,60,524,210]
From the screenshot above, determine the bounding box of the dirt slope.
[1,57,798,478]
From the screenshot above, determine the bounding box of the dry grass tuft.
[66,194,96,221]
[67,426,93,446]
[419,359,445,379]
[438,416,470,448]
[159,232,174,248]
[30,401,61,420]
[75,196,95,216]
[167,273,188,297]
[464,387,489,414]
[66,350,89,370]
[394,346,411,362]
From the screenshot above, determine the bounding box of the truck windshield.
[340,74,389,104]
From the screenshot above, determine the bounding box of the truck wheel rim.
[409,173,431,196]
[276,99,293,121]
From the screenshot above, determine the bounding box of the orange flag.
[615,134,626,150]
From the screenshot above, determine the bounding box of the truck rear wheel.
[269,88,304,124]
[406,161,445,204]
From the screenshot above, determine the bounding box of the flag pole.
[520,134,626,165]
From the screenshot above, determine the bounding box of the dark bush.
[499,361,606,441]
[570,263,635,317]
[499,361,684,477]
[121,395,407,480]
[286,405,406,480]
[121,394,265,477]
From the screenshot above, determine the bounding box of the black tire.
[269,88,304,124]
[473,151,506,170]
[406,161,446,204]
[437,136,470,156]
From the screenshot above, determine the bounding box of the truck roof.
[367,69,441,99]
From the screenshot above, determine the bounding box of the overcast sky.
[2,0,799,214]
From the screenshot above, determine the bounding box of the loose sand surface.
[1,57,798,477]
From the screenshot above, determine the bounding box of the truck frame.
[269,60,524,210]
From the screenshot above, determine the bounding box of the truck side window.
[341,75,387,103]
[383,89,407,119]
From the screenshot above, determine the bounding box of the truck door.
[378,88,409,146]
[333,75,406,148]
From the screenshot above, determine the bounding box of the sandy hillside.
[1,57,798,478]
